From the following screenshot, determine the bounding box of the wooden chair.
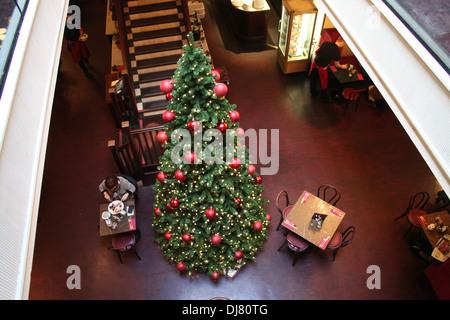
[326,226,355,261]
[117,174,139,199]
[395,191,429,238]
[111,230,141,264]
[342,88,366,115]
[317,184,341,206]
[276,190,294,231]
[278,232,310,266]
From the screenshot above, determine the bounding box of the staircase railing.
[109,121,165,185]
[108,0,138,127]
[182,0,192,32]
[108,70,140,126]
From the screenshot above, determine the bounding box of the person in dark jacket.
[310,37,348,101]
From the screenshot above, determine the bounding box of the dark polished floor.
[29,0,442,300]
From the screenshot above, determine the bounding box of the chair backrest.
[317,184,341,206]
[408,191,429,210]
[276,190,291,216]
[352,88,367,99]
[340,226,355,248]
[117,174,138,190]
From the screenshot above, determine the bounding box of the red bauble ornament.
[236,127,245,138]
[214,82,228,97]
[184,152,198,164]
[157,131,169,144]
[247,164,256,175]
[164,231,171,240]
[233,197,242,208]
[182,233,191,242]
[217,121,228,133]
[170,198,180,208]
[177,262,186,271]
[187,119,200,132]
[162,110,175,123]
[266,213,272,221]
[211,271,220,280]
[165,92,173,101]
[234,250,243,260]
[228,110,240,123]
[205,208,216,219]
[211,234,221,245]
[255,176,263,184]
[174,169,186,181]
[166,203,173,210]
[160,79,174,93]
[157,171,168,182]
[253,221,262,231]
[154,208,162,216]
[229,158,241,169]
[211,69,220,82]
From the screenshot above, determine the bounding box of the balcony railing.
[0,0,29,99]
[382,0,449,74]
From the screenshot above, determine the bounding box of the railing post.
[122,121,145,178]
[108,140,126,173]
[122,70,139,122]
[181,0,192,32]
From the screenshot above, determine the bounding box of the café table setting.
[99,199,136,236]
[282,190,346,250]
[418,211,450,262]
[330,63,364,84]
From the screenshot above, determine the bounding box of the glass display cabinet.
[276,0,318,74]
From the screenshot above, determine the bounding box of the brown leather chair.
[276,190,294,231]
[317,184,341,206]
[278,232,310,266]
[342,88,366,115]
[326,226,355,261]
[111,230,141,263]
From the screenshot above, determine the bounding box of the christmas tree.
[152,32,269,280]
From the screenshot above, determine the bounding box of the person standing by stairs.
[65,13,91,77]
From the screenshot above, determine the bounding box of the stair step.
[127,1,178,14]
[135,54,181,69]
[137,97,169,112]
[127,13,183,28]
[131,39,184,55]
[127,0,178,8]
[140,86,161,98]
[135,79,171,98]
[129,8,179,20]
[134,48,184,61]
[133,65,178,83]
[130,22,182,36]
[130,26,184,42]
[143,99,169,110]
[132,34,183,47]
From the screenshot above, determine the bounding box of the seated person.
[99,175,136,202]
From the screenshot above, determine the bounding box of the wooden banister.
[113,0,132,72]
[182,0,192,32]
[111,121,165,185]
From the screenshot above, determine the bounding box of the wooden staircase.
[108,0,192,185]
[123,0,189,116]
